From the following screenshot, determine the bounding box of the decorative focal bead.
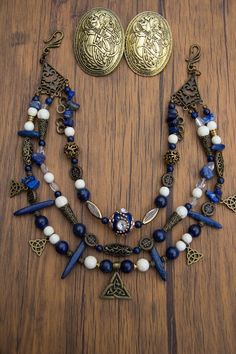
[159,186,170,197]
[120,260,133,273]
[155,195,167,208]
[164,150,180,165]
[73,223,86,237]
[176,240,186,252]
[162,172,174,187]
[192,187,203,199]
[137,259,150,272]
[75,179,85,189]
[182,233,192,244]
[43,172,54,183]
[49,233,60,245]
[200,166,214,180]
[70,166,83,181]
[176,205,188,218]
[100,260,113,273]
[64,142,79,158]
[109,209,134,235]
[37,108,50,120]
[35,215,48,229]
[55,195,68,208]
[77,188,90,202]
[153,229,166,242]
[43,225,54,236]
[84,256,97,269]
[166,246,179,260]
[188,224,201,237]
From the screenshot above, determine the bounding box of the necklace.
[11,32,234,299]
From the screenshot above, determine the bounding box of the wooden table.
[1,1,235,353]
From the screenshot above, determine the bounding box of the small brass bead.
[210,129,217,136]
[27,116,34,122]
[113,262,121,270]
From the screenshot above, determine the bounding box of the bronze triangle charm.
[172,75,202,109]
[29,239,47,257]
[10,180,28,198]
[221,194,236,213]
[38,62,67,96]
[186,246,203,265]
[101,272,131,300]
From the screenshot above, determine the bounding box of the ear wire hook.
[40,30,64,64]
[186,44,201,76]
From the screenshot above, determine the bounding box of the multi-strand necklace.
[11,31,235,299]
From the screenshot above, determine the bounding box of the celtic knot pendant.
[29,239,47,256]
[101,272,131,299]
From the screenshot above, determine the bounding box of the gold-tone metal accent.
[162,172,174,187]
[38,62,67,97]
[29,239,47,256]
[9,180,28,197]
[172,75,202,110]
[101,272,131,300]
[60,204,78,224]
[56,118,65,134]
[139,237,154,251]
[28,116,34,122]
[215,151,224,178]
[64,142,79,158]
[22,137,33,165]
[221,194,236,213]
[199,135,212,156]
[40,31,64,64]
[201,202,215,216]
[103,243,133,257]
[27,189,37,204]
[186,246,203,265]
[86,200,103,219]
[210,129,217,137]
[84,234,97,247]
[164,150,180,165]
[125,11,172,76]
[142,207,159,225]
[38,118,48,139]
[185,44,201,76]
[74,8,124,76]
[70,166,83,181]
[163,212,182,232]
[113,262,121,270]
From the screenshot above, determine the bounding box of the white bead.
[176,206,188,218]
[43,226,54,237]
[197,126,209,137]
[28,107,38,117]
[176,240,186,252]
[44,172,55,183]
[159,186,170,197]
[212,135,221,144]
[84,256,97,270]
[182,233,192,244]
[37,108,50,120]
[75,179,86,189]
[49,234,60,245]
[137,258,150,272]
[55,196,68,208]
[64,127,75,137]
[207,121,217,130]
[24,121,34,131]
[168,134,178,144]
[192,187,203,198]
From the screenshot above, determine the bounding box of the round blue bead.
[39,139,45,146]
[25,165,32,172]
[191,111,198,119]
[55,241,69,255]
[101,217,109,224]
[71,158,78,165]
[169,143,176,150]
[96,244,103,252]
[203,108,210,115]
[133,247,141,254]
[77,188,90,202]
[54,191,61,198]
[188,224,201,237]
[207,155,214,162]
[100,260,113,273]
[67,136,74,142]
[45,97,53,105]
[35,215,48,229]
[185,203,192,210]
[32,95,39,101]
[169,102,175,109]
[155,195,167,208]
[166,246,179,260]
[153,229,166,242]
[217,177,224,184]
[73,223,86,238]
[120,260,133,273]
[167,165,174,173]
[135,220,142,228]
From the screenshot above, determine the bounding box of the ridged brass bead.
[113,262,121,270]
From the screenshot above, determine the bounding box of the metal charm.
[27,189,38,204]
[200,135,213,156]
[221,194,236,213]
[70,166,83,181]
[164,150,180,165]
[186,246,203,265]
[142,208,159,225]
[64,142,79,158]
[162,173,174,187]
[163,212,182,232]
[201,202,215,216]
[38,62,67,97]
[215,151,224,178]
[101,272,131,300]
[9,180,28,197]
[84,234,97,247]
[60,204,78,224]
[139,237,154,251]
[38,118,48,139]
[125,11,172,76]
[74,8,124,76]
[103,243,133,257]
[56,118,65,134]
[29,239,47,256]
[22,137,33,165]
[86,201,102,219]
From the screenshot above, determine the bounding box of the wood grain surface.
[0,0,236,353]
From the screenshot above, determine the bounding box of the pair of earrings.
[74,8,172,77]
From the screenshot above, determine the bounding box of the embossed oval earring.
[124,11,173,76]
[74,8,125,76]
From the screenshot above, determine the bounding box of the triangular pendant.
[221,194,236,213]
[9,180,28,197]
[101,272,131,300]
[186,246,203,265]
[29,239,47,257]
[172,75,202,109]
[38,62,67,96]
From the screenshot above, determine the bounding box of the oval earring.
[74,8,125,76]
[124,11,173,76]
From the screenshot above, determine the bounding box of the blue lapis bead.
[61,240,85,278]
[155,195,167,208]
[71,158,78,165]
[45,97,53,105]
[200,166,214,180]
[205,190,220,203]
[101,217,109,224]
[100,260,113,273]
[191,111,198,119]
[201,113,215,123]
[35,215,48,229]
[188,211,222,229]
[135,220,142,228]
[150,246,167,280]
[185,203,192,210]
[67,100,80,111]
[153,229,166,242]
[188,224,201,237]
[63,110,73,119]
[18,130,40,138]
[73,223,86,238]
[207,155,214,162]
[63,118,74,127]
[21,175,40,190]
[77,188,90,202]
[56,240,69,255]
[217,177,224,184]
[120,260,133,273]
[167,165,174,172]
[215,187,222,197]
[25,165,32,172]
[168,118,179,127]
[32,152,45,166]
[169,143,176,150]
[203,108,211,115]
[96,244,103,252]
[166,246,179,260]
[39,139,46,146]
[54,191,61,198]
[133,247,141,254]
[67,136,74,142]
[167,108,178,121]
[29,100,41,110]
[168,127,179,134]
[67,90,75,100]
[211,144,225,151]
[169,102,175,109]
[13,199,55,216]
[65,86,70,94]
[32,95,39,101]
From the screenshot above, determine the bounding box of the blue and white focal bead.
[110,208,135,235]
